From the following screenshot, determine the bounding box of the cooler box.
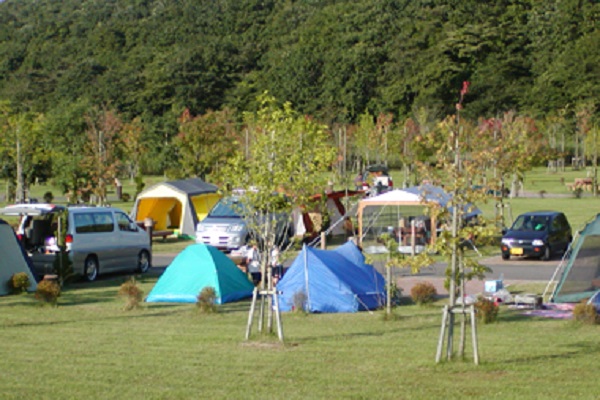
[485,280,503,293]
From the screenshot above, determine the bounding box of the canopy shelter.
[0,219,37,295]
[357,184,481,252]
[547,214,600,304]
[131,178,220,238]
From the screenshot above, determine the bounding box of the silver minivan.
[195,195,293,252]
[0,204,151,281]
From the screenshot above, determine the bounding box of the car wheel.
[541,246,551,261]
[501,253,510,261]
[84,256,99,282]
[137,250,151,273]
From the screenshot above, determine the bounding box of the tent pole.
[542,234,576,302]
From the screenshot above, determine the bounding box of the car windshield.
[207,197,246,218]
[511,215,549,232]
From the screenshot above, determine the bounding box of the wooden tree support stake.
[435,305,479,365]
[245,287,284,343]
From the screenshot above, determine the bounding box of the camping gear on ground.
[0,219,37,295]
[545,213,600,303]
[145,243,254,304]
[131,178,220,239]
[276,242,386,313]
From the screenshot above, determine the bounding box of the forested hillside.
[0,0,598,200]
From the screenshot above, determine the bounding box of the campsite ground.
[2,168,600,398]
[1,274,598,399]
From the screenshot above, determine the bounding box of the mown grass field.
[1,167,600,398]
[1,277,599,400]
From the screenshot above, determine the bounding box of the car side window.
[559,215,569,230]
[116,212,137,232]
[93,212,115,233]
[551,217,561,231]
[74,213,96,233]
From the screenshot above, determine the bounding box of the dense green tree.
[171,108,239,180]
[0,0,598,179]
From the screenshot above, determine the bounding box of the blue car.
[501,211,572,261]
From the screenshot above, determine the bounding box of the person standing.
[271,245,283,283]
[246,242,261,286]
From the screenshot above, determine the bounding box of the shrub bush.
[9,272,30,294]
[573,301,599,325]
[292,291,308,313]
[35,279,61,306]
[118,277,144,311]
[410,282,437,305]
[121,193,131,202]
[43,191,54,203]
[474,297,499,324]
[196,286,218,313]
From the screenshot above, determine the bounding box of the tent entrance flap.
[136,197,182,231]
[552,233,600,303]
[191,193,221,223]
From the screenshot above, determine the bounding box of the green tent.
[0,219,37,295]
[550,214,600,303]
[145,243,254,304]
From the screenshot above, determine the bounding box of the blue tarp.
[146,244,254,304]
[276,243,386,313]
[403,184,481,218]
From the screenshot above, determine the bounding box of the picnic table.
[566,177,598,192]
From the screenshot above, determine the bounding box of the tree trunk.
[16,134,26,202]
[386,265,392,315]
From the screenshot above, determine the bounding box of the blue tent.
[146,244,254,304]
[276,244,386,313]
[333,241,386,295]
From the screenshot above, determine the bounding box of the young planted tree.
[354,111,377,169]
[478,111,545,227]
[45,102,90,204]
[172,108,239,180]
[578,102,598,196]
[222,93,337,342]
[393,108,437,188]
[120,116,147,183]
[410,82,497,364]
[0,102,47,202]
[81,107,123,205]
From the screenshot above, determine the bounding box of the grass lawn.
[1,169,600,398]
[1,277,599,400]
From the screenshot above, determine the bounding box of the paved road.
[152,252,564,282]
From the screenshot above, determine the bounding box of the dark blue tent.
[333,241,386,296]
[276,244,386,313]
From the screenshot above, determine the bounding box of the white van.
[0,204,151,282]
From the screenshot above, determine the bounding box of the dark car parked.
[501,211,572,261]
